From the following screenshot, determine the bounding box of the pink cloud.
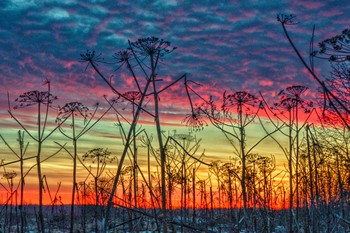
[63,61,80,69]
[259,79,274,87]
[321,9,342,17]
[294,1,325,10]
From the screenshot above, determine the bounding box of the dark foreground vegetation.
[0,205,348,232]
[0,15,349,232]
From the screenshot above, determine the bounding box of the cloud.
[259,79,274,87]
[3,0,38,11]
[45,8,70,20]
[0,0,347,121]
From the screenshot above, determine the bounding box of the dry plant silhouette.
[0,30,349,233]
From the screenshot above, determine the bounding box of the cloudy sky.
[1,0,348,102]
[0,0,348,203]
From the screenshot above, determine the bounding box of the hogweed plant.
[184,88,283,231]
[316,28,350,62]
[201,91,260,206]
[1,170,17,231]
[271,84,314,233]
[121,91,142,211]
[7,79,65,233]
[56,102,91,233]
[81,36,194,232]
[182,106,208,132]
[277,13,350,129]
[0,131,29,233]
[82,148,116,233]
[1,31,350,233]
[56,100,114,233]
[316,37,350,124]
[131,37,177,233]
[163,131,206,231]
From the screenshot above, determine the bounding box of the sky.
[0,0,349,204]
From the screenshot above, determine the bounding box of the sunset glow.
[0,1,349,232]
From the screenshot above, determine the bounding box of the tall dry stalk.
[80,37,197,232]
[56,102,90,233]
[0,131,29,233]
[7,80,63,233]
[277,14,350,129]
[270,85,313,232]
[188,90,281,230]
[82,148,116,232]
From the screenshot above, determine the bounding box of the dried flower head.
[317,29,350,62]
[14,90,57,109]
[121,166,133,176]
[249,154,275,172]
[113,49,133,70]
[110,95,121,103]
[80,50,103,63]
[113,49,132,64]
[277,14,297,25]
[122,91,142,102]
[113,49,132,62]
[130,36,176,58]
[80,50,104,70]
[222,91,259,114]
[56,102,90,124]
[174,133,195,141]
[3,171,17,180]
[183,107,207,132]
[273,85,313,113]
[221,162,238,177]
[82,148,115,164]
